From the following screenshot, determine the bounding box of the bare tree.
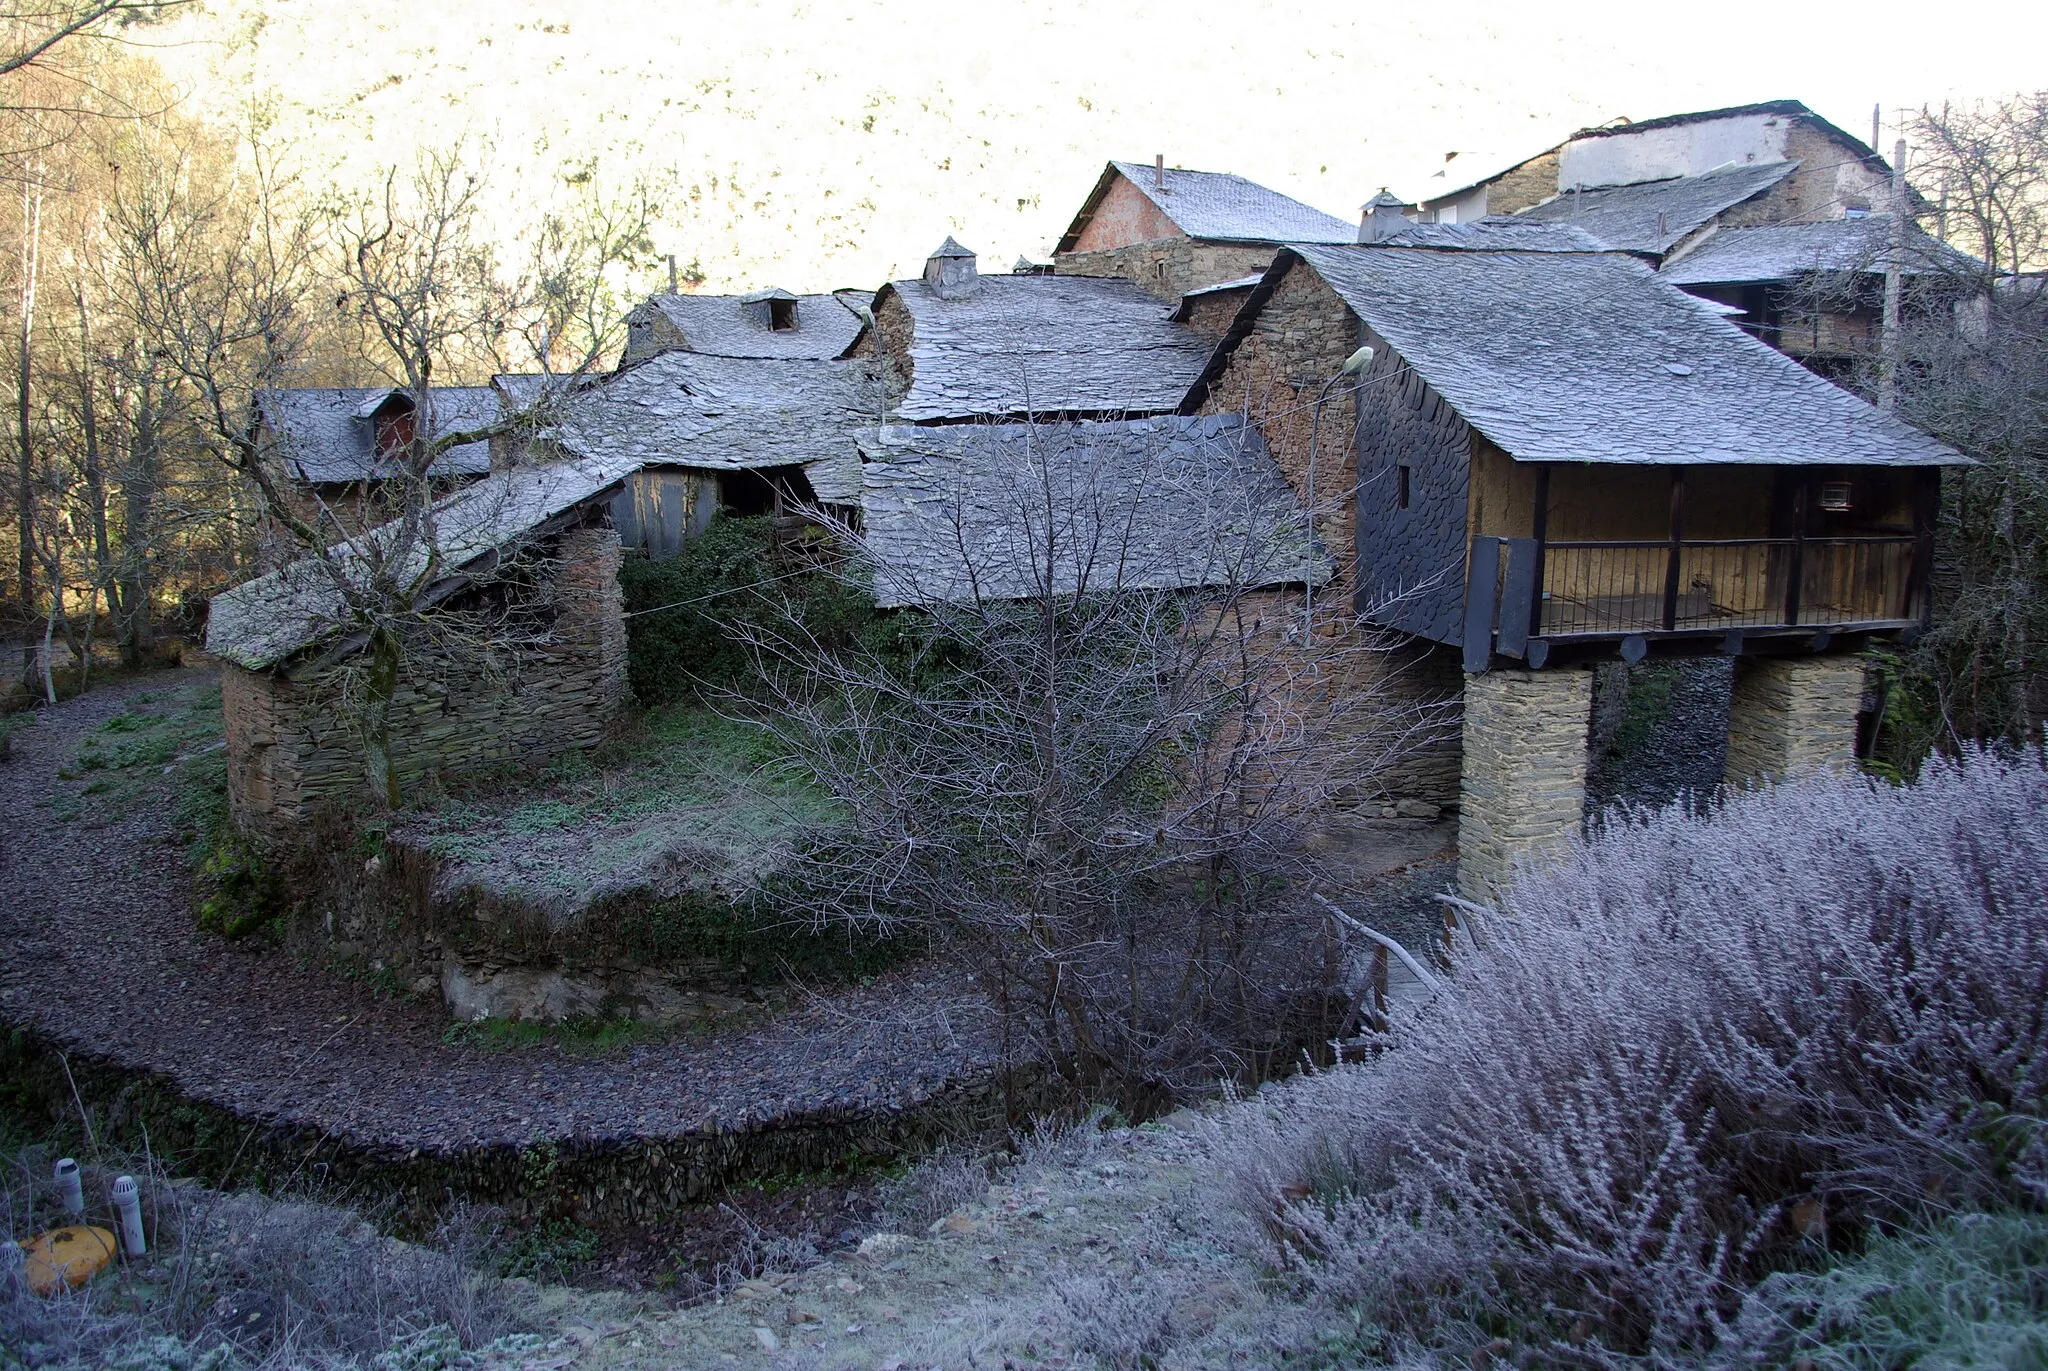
[1860,95,2048,762]
[728,417,1454,1105]
[0,3,186,82]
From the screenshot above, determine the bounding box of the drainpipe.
[54,1157,83,1216]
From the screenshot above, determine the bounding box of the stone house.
[1396,99,1971,379]
[1053,158,1356,300]
[254,385,501,537]
[844,239,1213,424]
[204,459,635,831]
[211,340,884,828]
[1185,238,1968,894]
[621,287,869,364]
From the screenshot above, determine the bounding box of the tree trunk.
[361,624,405,810]
[118,382,158,667]
[77,285,111,688]
[16,176,42,689]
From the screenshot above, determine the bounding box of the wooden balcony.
[1463,533,1923,669]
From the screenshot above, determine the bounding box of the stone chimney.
[923,236,979,299]
[1358,190,1413,244]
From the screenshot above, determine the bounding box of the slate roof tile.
[1658,217,1979,285]
[882,274,1212,423]
[632,290,868,360]
[1057,162,1356,251]
[857,414,1329,608]
[1285,243,1968,468]
[1518,161,1797,254]
[257,387,498,484]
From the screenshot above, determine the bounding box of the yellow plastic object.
[22,1225,117,1295]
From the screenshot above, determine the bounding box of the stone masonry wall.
[871,289,917,409]
[1457,666,1595,899]
[1197,260,1361,605]
[1178,285,1256,339]
[1723,655,1867,788]
[1056,240,1278,302]
[224,525,628,832]
[1196,261,1465,813]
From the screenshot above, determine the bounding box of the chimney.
[1154,154,1165,189]
[1358,190,1412,244]
[666,254,678,295]
[923,236,979,299]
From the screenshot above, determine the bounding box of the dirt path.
[0,668,1005,1156]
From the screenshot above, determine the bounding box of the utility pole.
[1879,138,1906,411]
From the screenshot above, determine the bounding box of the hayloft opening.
[769,297,798,331]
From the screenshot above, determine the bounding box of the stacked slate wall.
[1352,339,1473,646]
[223,525,627,831]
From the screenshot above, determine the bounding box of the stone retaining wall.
[1,1023,1037,1227]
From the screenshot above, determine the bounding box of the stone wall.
[224,525,628,831]
[1056,240,1278,302]
[1196,259,1361,605]
[1723,655,1867,787]
[1457,666,1595,898]
[1483,148,1564,216]
[1177,284,1257,339]
[870,288,917,409]
[1196,267,1465,813]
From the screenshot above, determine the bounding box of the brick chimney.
[923,236,979,299]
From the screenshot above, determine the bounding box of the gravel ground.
[0,666,1004,1155]
[1586,659,1734,819]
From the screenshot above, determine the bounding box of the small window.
[1153,259,1168,280]
[1819,480,1853,512]
[1843,206,1870,220]
[768,298,798,331]
[1397,462,1412,510]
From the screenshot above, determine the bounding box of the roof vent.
[923,236,979,299]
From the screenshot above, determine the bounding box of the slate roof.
[1658,217,1979,286]
[1056,161,1356,252]
[875,274,1212,423]
[632,290,868,360]
[1517,161,1797,254]
[205,455,638,671]
[857,414,1329,609]
[544,351,881,505]
[1224,244,1967,469]
[257,387,499,484]
[1378,218,1608,252]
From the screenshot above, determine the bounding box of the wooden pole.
[1663,468,1685,631]
[1879,139,1907,411]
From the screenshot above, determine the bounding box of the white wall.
[1560,111,1793,188]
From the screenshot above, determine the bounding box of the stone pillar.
[1457,666,1595,900]
[555,525,628,720]
[1723,655,1867,788]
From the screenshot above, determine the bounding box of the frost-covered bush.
[1228,748,2048,1365]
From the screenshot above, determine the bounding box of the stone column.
[1457,666,1595,900]
[1723,655,1867,788]
[555,525,628,720]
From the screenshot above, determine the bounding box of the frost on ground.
[568,1112,1342,1371]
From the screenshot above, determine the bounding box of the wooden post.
[1879,139,1907,411]
[1785,478,1807,627]
[1529,464,1550,639]
[1663,468,1686,631]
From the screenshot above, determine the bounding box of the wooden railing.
[1464,534,1920,668]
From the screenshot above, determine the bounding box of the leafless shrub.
[1223,748,2048,1365]
[732,415,1455,1108]
[1053,1271,1176,1371]
[878,1144,994,1233]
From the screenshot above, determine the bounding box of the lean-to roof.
[1658,218,1978,286]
